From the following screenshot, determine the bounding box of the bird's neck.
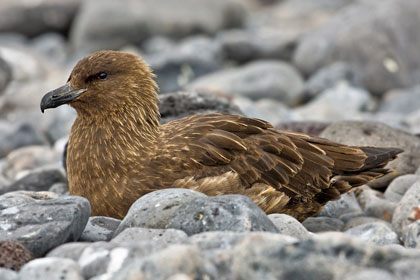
[66,105,160,216]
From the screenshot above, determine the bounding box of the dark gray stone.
[0,0,81,37]
[48,182,69,195]
[268,214,311,239]
[384,175,420,202]
[303,62,364,100]
[79,216,121,242]
[294,0,420,95]
[0,191,90,257]
[19,257,83,280]
[402,220,420,249]
[317,192,362,219]
[187,60,304,106]
[393,180,420,236]
[1,168,66,195]
[345,222,399,246]
[158,91,242,124]
[0,122,47,158]
[112,227,188,245]
[320,121,420,176]
[303,217,344,232]
[70,0,246,51]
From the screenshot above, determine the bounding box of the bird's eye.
[98,72,108,80]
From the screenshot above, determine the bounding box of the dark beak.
[40,83,87,113]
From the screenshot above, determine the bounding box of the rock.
[0,56,12,93]
[341,269,395,280]
[0,241,35,271]
[217,28,298,63]
[294,0,420,95]
[275,121,329,136]
[357,187,396,222]
[187,60,304,106]
[79,216,121,242]
[0,268,18,280]
[392,180,420,236]
[320,121,420,176]
[113,228,188,246]
[99,244,217,280]
[144,36,223,93]
[0,191,90,257]
[40,104,76,143]
[0,121,47,158]
[158,91,242,124]
[268,214,311,239]
[391,259,420,280]
[317,192,362,219]
[114,188,206,236]
[187,231,257,251]
[1,145,61,181]
[303,62,364,100]
[48,182,69,195]
[0,0,81,37]
[46,242,90,261]
[344,216,387,231]
[0,168,66,195]
[345,222,399,246]
[19,257,83,280]
[232,96,301,126]
[406,108,420,135]
[30,33,68,64]
[295,83,373,121]
[116,189,278,236]
[402,220,420,249]
[70,0,246,51]
[379,85,420,115]
[302,217,344,233]
[384,175,420,202]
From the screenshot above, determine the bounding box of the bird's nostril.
[52,94,59,98]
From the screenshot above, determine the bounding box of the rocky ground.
[1,0,420,279]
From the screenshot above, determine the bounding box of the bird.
[40,50,402,221]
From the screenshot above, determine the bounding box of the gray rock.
[379,85,420,114]
[385,175,420,202]
[0,0,81,37]
[345,222,399,246]
[268,214,311,239]
[317,192,362,219]
[48,182,69,195]
[0,268,18,280]
[114,188,206,236]
[30,33,68,64]
[320,121,420,176]
[41,105,76,143]
[0,168,66,195]
[1,145,61,181]
[217,28,298,63]
[391,259,420,280]
[275,120,330,136]
[357,187,396,222]
[112,227,188,245]
[342,269,395,280]
[294,0,420,94]
[98,244,217,280]
[0,191,90,257]
[187,231,257,251]
[19,257,83,280]
[0,122,47,158]
[402,220,420,249]
[393,180,420,236]
[344,216,387,231]
[79,216,121,242]
[187,60,304,106]
[0,56,12,93]
[295,83,373,121]
[70,0,246,51]
[302,217,344,232]
[158,91,242,125]
[303,62,364,100]
[46,242,91,261]
[144,36,224,93]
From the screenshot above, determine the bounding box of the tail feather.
[359,147,403,170]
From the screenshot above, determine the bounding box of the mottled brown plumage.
[40,51,402,221]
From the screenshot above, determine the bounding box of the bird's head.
[40,50,159,117]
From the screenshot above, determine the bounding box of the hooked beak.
[40,82,87,113]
